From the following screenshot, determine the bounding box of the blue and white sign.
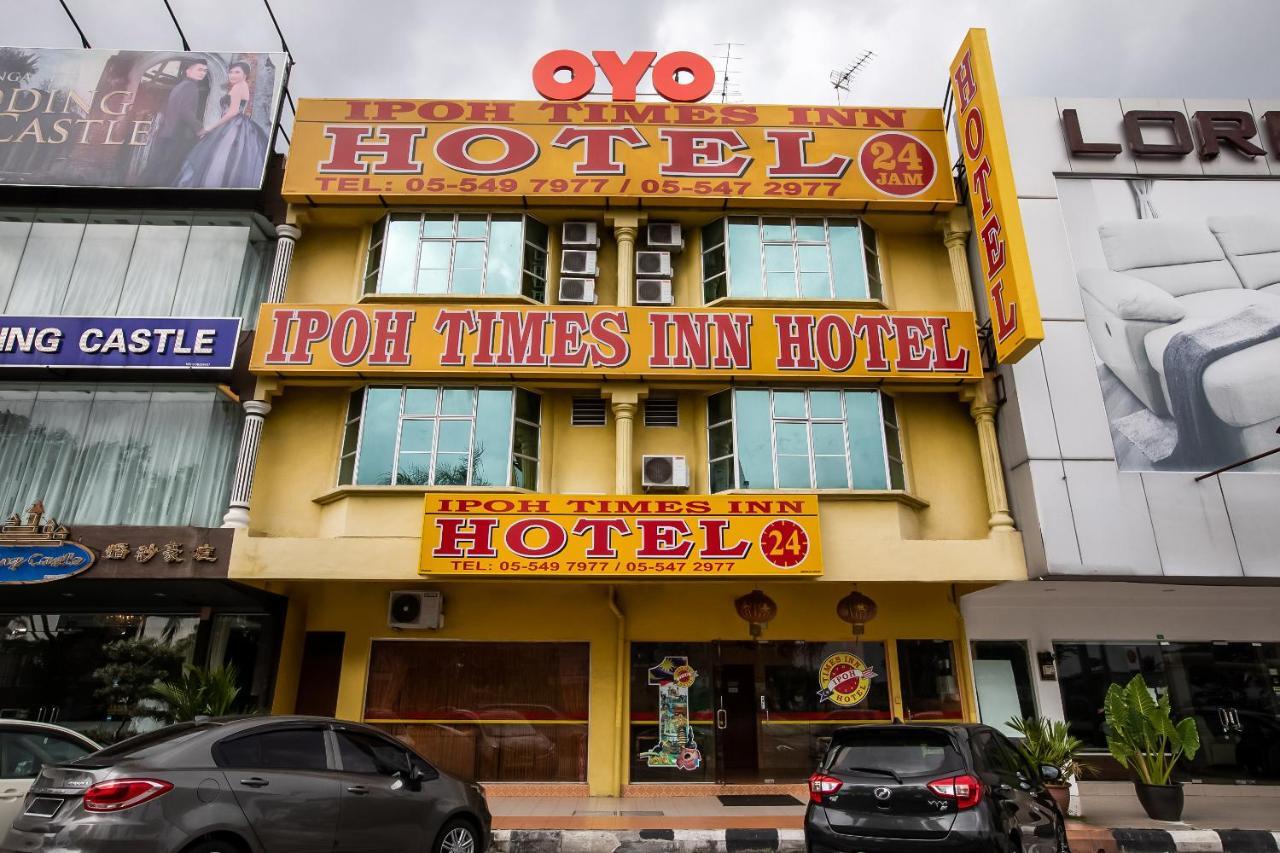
[0,542,96,584]
[0,316,241,369]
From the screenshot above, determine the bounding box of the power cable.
[160,0,192,51]
[56,0,91,48]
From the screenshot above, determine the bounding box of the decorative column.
[222,399,271,529]
[967,382,1015,532]
[606,213,645,307]
[612,400,637,493]
[941,208,976,313]
[265,223,302,303]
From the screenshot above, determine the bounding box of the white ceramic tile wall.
[1219,473,1280,576]
[1061,461,1162,574]
[1139,473,1243,576]
[1003,97,1069,198]
[1248,99,1280,177]
[1038,322,1115,460]
[1019,198,1085,321]
[1005,461,1047,575]
[1026,458,1082,575]
[1054,99,1136,175]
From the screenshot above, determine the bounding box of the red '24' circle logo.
[858,131,937,198]
[759,519,809,569]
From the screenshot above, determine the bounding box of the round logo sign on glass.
[817,652,877,707]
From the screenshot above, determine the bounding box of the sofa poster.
[1060,177,1280,472]
[0,48,286,189]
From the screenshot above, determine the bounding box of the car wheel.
[435,819,479,853]
[184,842,243,853]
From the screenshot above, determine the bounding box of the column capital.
[605,212,647,230]
[275,223,302,241]
[611,400,638,421]
[940,208,972,242]
[602,384,649,407]
[244,399,272,418]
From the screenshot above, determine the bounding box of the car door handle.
[239,777,270,788]
[346,785,370,795]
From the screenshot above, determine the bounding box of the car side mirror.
[1039,764,1061,783]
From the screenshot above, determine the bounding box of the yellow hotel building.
[228,40,1036,796]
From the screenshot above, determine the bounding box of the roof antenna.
[160,0,192,51]
[713,41,744,104]
[830,50,876,105]
[57,0,91,48]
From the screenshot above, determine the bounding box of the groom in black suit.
[141,59,208,186]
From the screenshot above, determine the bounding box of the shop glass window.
[700,216,880,302]
[363,212,549,300]
[363,641,588,783]
[1052,642,1167,750]
[897,640,965,722]
[706,389,904,492]
[0,209,273,327]
[0,385,241,527]
[971,641,1038,736]
[339,386,540,488]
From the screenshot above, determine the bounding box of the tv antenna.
[830,50,876,104]
[713,41,744,103]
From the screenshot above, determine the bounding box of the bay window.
[701,215,881,302]
[707,389,904,492]
[0,384,242,526]
[0,209,272,325]
[339,386,540,488]
[363,212,549,300]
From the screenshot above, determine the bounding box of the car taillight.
[808,773,843,804]
[927,774,982,810]
[83,779,173,812]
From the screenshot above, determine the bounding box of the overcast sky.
[5,0,1277,145]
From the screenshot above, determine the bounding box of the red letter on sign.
[774,315,817,370]
[651,51,716,103]
[288,309,332,364]
[660,129,752,177]
[433,309,477,367]
[319,125,425,174]
[852,314,894,371]
[433,518,499,558]
[551,126,648,175]
[636,519,695,559]
[435,126,540,175]
[532,50,595,101]
[765,129,852,178]
[329,308,371,367]
[368,309,416,366]
[980,217,1006,277]
[699,519,752,559]
[572,518,631,558]
[505,518,569,558]
[592,50,657,102]
[991,280,1019,342]
[952,50,977,110]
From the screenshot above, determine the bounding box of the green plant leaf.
[1175,717,1200,762]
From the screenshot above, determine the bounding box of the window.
[0,209,272,326]
[0,384,242,527]
[701,216,880,302]
[215,728,328,771]
[643,397,679,428]
[826,727,963,777]
[706,389,904,492]
[364,212,549,300]
[336,730,410,777]
[0,730,94,778]
[339,386,540,488]
[897,640,964,722]
[571,396,606,427]
[971,641,1038,737]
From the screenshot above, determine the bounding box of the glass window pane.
[794,220,825,242]
[709,423,733,459]
[812,422,845,456]
[355,389,401,486]
[422,215,452,238]
[773,390,806,419]
[863,224,883,300]
[397,452,432,485]
[897,640,964,721]
[846,391,888,490]
[777,455,811,488]
[702,244,726,281]
[441,388,474,416]
[764,243,796,273]
[369,216,386,247]
[341,418,361,457]
[830,222,868,300]
[380,216,420,294]
[118,219,188,315]
[473,389,514,487]
[512,456,538,490]
[172,224,249,316]
[815,457,849,489]
[765,272,796,298]
[701,218,725,249]
[457,215,488,238]
[710,458,733,493]
[417,268,449,294]
[888,458,905,491]
[400,420,434,453]
[726,220,763,297]
[775,422,810,456]
[433,453,469,485]
[707,391,731,425]
[0,215,34,309]
[418,241,450,271]
[454,241,485,270]
[516,389,541,423]
[338,452,356,485]
[404,387,438,415]
[62,217,138,314]
[524,217,548,248]
[522,271,546,303]
[810,391,842,420]
[436,420,472,453]
[799,272,830,298]
[7,217,84,313]
[761,218,792,242]
[513,421,539,461]
[796,244,828,273]
[451,266,483,295]
[486,217,522,294]
[733,390,774,489]
[703,273,726,303]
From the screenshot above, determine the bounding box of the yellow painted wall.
[268,578,976,795]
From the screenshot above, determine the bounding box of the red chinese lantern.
[734,589,778,638]
[836,589,878,636]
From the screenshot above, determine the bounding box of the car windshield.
[827,728,964,777]
[81,722,221,762]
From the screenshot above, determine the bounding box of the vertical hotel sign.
[949,30,1043,363]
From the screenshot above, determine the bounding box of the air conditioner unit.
[562,221,600,248]
[646,223,684,251]
[635,251,672,277]
[636,278,673,306]
[558,277,597,304]
[388,591,443,630]
[561,249,598,276]
[642,455,690,489]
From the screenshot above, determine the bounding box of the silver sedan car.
[2,716,490,853]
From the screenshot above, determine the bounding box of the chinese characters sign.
[949,29,1043,363]
[253,305,980,382]
[0,317,240,369]
[283,100,953,207]
[419,493,823,577]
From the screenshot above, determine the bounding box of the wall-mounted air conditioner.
[636,279,673,306]
[562,221,600,248]
[558,277,597,304]
[388,591,443,629]
[561,249,599,276]
[635,251,672,277]
[646,223,684,251]
[642,455,690,489]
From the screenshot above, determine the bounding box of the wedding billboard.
[0,47,287,189]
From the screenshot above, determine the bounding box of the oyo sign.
[532,50,716,103]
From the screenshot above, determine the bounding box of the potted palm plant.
[1103,674,1200,821]
[149,663,242,724]
[1006,716,1087,815]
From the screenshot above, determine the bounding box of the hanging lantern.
[734,589,777,638]
[836,589,878,636]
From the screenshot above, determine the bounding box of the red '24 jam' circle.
[857,131,938,198]
[759,519,809,569]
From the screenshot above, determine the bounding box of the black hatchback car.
[2,716,490,853]
[805,724,1067,853]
